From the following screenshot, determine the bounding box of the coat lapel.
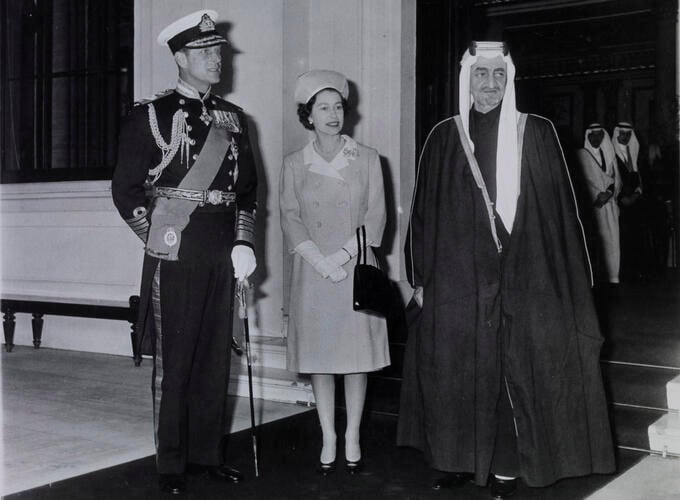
[303,135,358,182]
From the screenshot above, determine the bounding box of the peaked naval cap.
[157,10,229,53]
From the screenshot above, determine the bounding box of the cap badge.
[198,13,216,32]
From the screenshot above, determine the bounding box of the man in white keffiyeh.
[577,123,622,283]
[612,121,648,280]
[399,41,615,499]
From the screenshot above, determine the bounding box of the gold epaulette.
[134,88,174,107]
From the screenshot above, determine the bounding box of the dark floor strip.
[6,411,646,500]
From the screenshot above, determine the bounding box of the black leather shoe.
[159,473,186,495]
[490,476,517,499]
[431,472,474,490]
[345,459,363,475]
[207,464,244,483]
[317,460,336,476]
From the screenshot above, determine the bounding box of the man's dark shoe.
[159,473,186,494]
[431,472,474,490]
[490,476,517,499]
[207,464,244,483]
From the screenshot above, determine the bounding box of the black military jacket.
[112,84,257,256]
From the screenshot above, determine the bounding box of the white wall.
[0,0,416,355]
[0,181,143,355]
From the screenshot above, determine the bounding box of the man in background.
[576,123,621,284]
[613,122,648,280]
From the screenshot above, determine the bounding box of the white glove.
[413,286,423,308]
[326,248,352,267]
[295,240,343,279]
[231,245,256,281]
[326,261,348,283]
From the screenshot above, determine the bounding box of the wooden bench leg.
[3,309,16,352]
[31,313,44,349]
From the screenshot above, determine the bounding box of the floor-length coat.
[280,136,390,374]
[576,147,622,283]
[397,113,615,487]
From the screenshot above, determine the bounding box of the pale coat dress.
[280,135,390,374]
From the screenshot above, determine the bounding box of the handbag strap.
[356,226,368,265]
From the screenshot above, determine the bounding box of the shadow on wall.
[209,21,269,332]
[243,114,270,317]
[212,22,238,97]
[345,80,405,335]
[345,81,398,280]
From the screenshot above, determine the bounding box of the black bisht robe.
[397,113,615,487]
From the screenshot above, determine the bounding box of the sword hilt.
[231,337,244,356]
[236,279,250,319]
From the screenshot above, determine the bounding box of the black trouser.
[152,256,234,474]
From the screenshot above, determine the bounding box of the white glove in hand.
[327,262,348,283]
[295,241,330,278]
[413,286,423,308]
[326,248,351,267]
[231,245,256,281]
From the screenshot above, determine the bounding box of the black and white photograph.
[1,1,679,498]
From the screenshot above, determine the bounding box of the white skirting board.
[648,411,680,455]
[227,336,314,405]
[228,364,314,406]
[667,374,680,411]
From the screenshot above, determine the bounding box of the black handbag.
[352,226,393,316]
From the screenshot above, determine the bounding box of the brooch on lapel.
[342,142,358,161]
[211,110,242,133]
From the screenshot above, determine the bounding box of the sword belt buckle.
[203,189,221,206]
[201,189,235,207]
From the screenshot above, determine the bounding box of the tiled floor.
[1,346,309,497]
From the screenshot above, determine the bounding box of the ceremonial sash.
[146,125,233,260]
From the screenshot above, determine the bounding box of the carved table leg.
[32,313,44,348]
[3,309,16,352]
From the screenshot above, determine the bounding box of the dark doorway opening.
[398,0,680,457]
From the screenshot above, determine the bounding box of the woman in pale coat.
[279,70,390,475]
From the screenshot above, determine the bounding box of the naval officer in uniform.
[112,9,257,495]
